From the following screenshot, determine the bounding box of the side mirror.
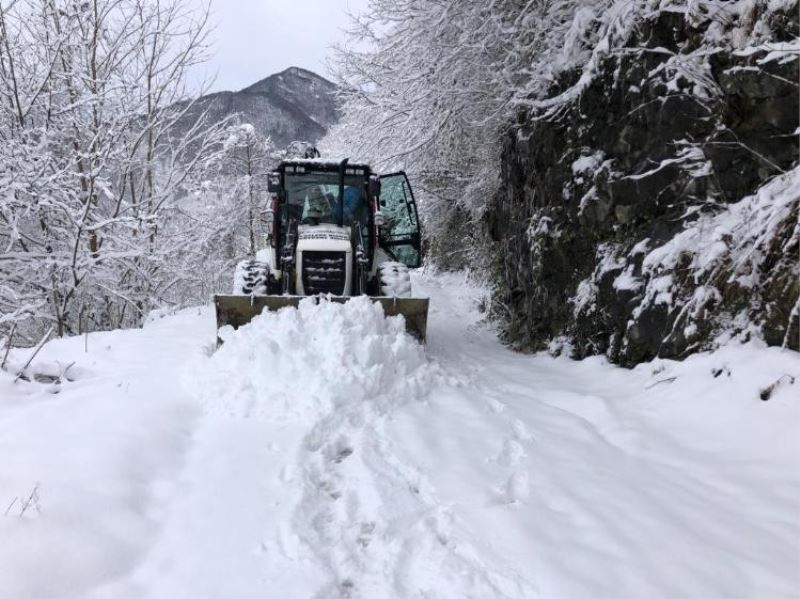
[267,172,281,193]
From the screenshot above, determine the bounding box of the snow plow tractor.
[214,159,429,340]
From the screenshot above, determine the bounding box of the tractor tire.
[233,260,271,296]
[378,261,412,297]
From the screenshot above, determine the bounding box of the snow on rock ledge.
[487,0,799,365]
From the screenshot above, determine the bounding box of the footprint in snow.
[502,471,530,504]
[324,436,355,464]
[279,464,294,483]
[357,521,375,548]
[512,419,534,442]
[495,438,527,467]
[487,397,507,414]
[317,478,341,500]
[332,446,353,464]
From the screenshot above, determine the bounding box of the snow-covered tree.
[207,124,274,257]
[175,123,276,300]
[323,0,602,264]
[0,0,224,343]
[329,0,798,357]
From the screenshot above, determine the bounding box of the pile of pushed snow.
[194,297,430,419]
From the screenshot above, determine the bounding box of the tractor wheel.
[378,261,412,297]
[233,260,271,295]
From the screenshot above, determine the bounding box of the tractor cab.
[267,160,422,281]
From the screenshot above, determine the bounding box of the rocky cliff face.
[486,3,799,365]
[180,67,339,148]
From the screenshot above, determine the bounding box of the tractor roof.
[279,159,372,174]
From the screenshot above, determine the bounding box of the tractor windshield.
[284,173,367,227]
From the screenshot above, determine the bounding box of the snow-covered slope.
[1,273,798,598]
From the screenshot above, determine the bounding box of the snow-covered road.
[1,273,799,599]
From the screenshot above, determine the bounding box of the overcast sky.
[191,0,369,93]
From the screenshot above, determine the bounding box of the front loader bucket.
[214,295,429,342]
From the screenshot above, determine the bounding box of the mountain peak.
[239,67,339,134]
[176,67,341,149]
[275,66,334,82]
[241,66,336,95]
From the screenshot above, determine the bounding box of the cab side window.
[379,172,421,268]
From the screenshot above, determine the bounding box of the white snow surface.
[1,272,799,599]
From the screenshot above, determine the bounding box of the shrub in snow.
[0,0,235,345]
